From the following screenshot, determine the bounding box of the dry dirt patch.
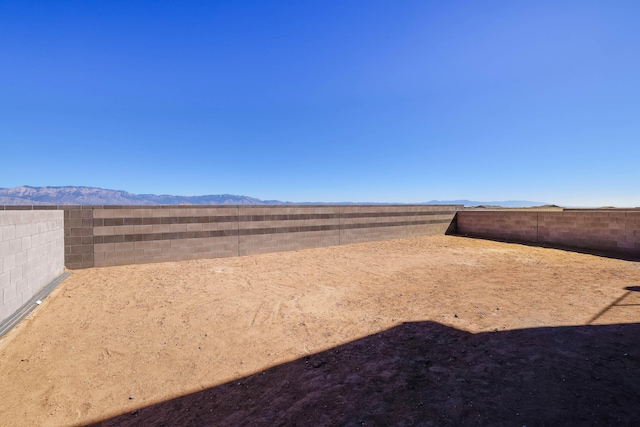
[1,235,639,426]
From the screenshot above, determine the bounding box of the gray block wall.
[0,210,65,324]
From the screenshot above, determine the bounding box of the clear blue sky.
[1,1,639,206]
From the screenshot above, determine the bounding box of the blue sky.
[1,1,639,206]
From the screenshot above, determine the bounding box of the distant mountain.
[0,186,551,207]
[425,200,550,208]
[0,186,289,205]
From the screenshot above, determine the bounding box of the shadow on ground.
[90,321,640,426]
[449,234,640,262]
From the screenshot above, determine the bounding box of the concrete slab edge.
[0,272,71,339]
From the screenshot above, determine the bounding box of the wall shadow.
[89,320,640,426]
[444,211,458,235]
[452,234,640,263]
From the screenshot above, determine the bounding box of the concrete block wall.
[1,205,460,269]
[237,206,341,256]
[4,205,638,268]
[90,205,459,267]
[64,207,95,269]
[457,209,640,258]
[456,211,539,242]
[92,206,240,267]
[538,210,639,255]
[340,205,456,244]
[0,210,65,324]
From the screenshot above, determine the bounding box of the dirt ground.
[1,235,639,426]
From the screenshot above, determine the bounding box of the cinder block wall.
[237,206,340,257]
[64,207,95,269]
[0,210,65,324]
[92,206,240,266]
[340,205,455,245]
[457,209,640,258]
[90,205,459,267]
[1,205,460,269]
[456,211,539,242]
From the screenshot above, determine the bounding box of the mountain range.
[0,186,284,205]
[424,200,553,208]
[0,186,549,207]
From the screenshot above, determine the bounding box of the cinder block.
[117,225,135,235]
[94,243,115,253]
[171,253,191,262]
[14,224,28,239]
[152,224,171,233]
[70,227,92,237]
[169,224,187,233]
[117,209,134,218]
[3,253,16,272]
[187,223,203,232]
[16,250,27,267]
[92,209,114,219]
[8,237,22,255]
[65,261,91,269]
[65,254,84,263]
[170,239,189,248]
[93,260,115,267]
[10,265,22,283]
[114,242,135,251]
[70,245,92,255]
[104,251,125,261]
[148,208,167,218]
[94,226,115,236]
[142,248,163,257]
[1,225,16,241]
[69,209,93,219]
[0,271,10,290]
[133,241,153,250]
[16,276,29,295]
[152,240,172,249]
[133,225,153,234]
[133,209,153,218]
[123,249,144,259]
[3,283,17,304]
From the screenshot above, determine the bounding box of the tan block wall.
[538,210,640,254]
[456,211,538,242]
[92,206,240,267]
[457,209,640,258]
[340,205,456,244]
[237,206,341,256]
[91,205,458,266]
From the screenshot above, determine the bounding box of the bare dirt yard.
[1,235,639,426]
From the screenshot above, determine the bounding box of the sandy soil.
[0,235,639,426]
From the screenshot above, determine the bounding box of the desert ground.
[0,235,639,426]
